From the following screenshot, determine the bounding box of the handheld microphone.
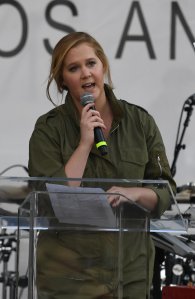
[80,92,108,156]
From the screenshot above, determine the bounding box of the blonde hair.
[46,32,113,105]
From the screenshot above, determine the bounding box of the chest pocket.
[118,148,148,179]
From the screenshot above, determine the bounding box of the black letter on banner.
[116,1,156,59]
[0,0,28,57]
[170,2,195,59]
[44,0,78,54]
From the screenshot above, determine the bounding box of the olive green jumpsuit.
[28,84,176,299]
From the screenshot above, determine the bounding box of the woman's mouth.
[82,82,95,90]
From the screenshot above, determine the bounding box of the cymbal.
[177,182,195,193]
[0,185,30,204]
[0,207,17,216]
[176,182,195,203]
[176,192,191,203]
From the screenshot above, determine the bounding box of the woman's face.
[62,43,105,107]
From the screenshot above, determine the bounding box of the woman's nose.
[81,67,91,78]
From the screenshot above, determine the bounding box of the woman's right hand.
[64,102,107,185]
[79,103,106,150]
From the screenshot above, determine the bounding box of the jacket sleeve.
[28,113,66,178]
[143,112,176,218]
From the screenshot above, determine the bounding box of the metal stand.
[0,232,28,299]
[171,95,195,177]
[0,233,17,299]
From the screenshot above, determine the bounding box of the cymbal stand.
[0,231,17,299]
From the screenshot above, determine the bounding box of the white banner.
[0,0,195,186]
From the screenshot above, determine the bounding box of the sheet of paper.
[46,183,116,228]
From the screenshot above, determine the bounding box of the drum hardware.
[183,208,195,231]
[0,230,28,299]
[164,252,195,287]
[0,230,17,299]
[152,230,195,298]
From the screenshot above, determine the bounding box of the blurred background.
[1,1,195,298]
[0,0,195,185]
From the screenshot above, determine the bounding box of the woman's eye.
[69,66,78,72]
[88,60,96,67]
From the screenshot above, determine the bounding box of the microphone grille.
[80,92,94,106]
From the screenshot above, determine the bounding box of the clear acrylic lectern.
[0,177,187,299]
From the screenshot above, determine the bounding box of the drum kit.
[151,95,195,296]
[151,181,195,298]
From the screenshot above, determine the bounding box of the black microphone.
[80,92,108,156]
[186,93,195,105]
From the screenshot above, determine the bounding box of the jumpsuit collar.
[64,84,124,130]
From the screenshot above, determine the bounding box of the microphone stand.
[171,100,194,177]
